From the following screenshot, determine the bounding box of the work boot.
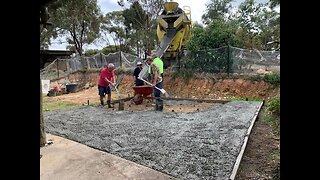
[155,103,159,111]
[158,104,163,111]
[107,100,113,108]
[100,100,104,106]
[158,100,163,111]
[155,98,163,111]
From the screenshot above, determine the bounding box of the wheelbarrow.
[132,85,153,105]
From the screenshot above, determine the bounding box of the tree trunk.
[40,78,46,147]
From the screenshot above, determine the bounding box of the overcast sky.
[49,0,271,50]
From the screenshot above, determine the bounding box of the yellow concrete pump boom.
[154,1,192,68]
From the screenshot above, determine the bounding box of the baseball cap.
[137,61,142,65]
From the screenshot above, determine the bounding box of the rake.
[138,77,169,98]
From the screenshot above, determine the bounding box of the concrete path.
[40,134,175,180]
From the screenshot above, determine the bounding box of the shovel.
[106,78,124,110]
[138,77,169,98]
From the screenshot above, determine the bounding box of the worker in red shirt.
[98,63,116,108]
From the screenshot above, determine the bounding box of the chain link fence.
[40,51,143,80]
[41,46,280,81]
[182,46,280,74]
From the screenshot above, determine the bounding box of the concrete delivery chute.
[154,1,192,68]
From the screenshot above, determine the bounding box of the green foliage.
[85,49,100,56]
[236,0,263,49]
[202,0,233,24]
[255,7,280,49]
[102,8,149,56]
[101,45,118,54]
[261,96,280,136]
[266,96,280,116]
[118,0,166,52]
[264,112,280,135]
[191,0,280,51]
[184,46,233,73]
[269,0,280,9]
[123,1,148,31]
[187,20,239,51]
[47,0,103,55]
[102,11,126,48]
[248,73,280,85]
[121,1,151,53]
[263,73,280,85]
[248,74,263,81]
[170,68,194,84]
[43,100,80,111]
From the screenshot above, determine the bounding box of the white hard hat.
[137,61,142,65]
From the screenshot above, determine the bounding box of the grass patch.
[266,96,280,115]
[43,100,80,111]
[263,96,280,135]
[264,114,280,135]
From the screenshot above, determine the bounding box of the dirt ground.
[44,73,280,179]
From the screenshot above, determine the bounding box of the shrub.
[263,73,280,85]
[266,96,280,116]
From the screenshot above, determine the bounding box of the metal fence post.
[100,52,103,68]
[227,45,230,76]
[57,59,59,78]
[120,51,122,67]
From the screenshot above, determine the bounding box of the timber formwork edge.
[229,101,264,180]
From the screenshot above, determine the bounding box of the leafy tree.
[101,45,119,54]
[269,0,280,9]
[255,6,280,49]
[187,25,206,52]
[44,0,103,55]
[123,1,148,31]
[187,20,240,51]
[237,0,263,49]
[40,29,52,50]
[202,0,234,25]
[100,10,129,53]
[85,49,100,56]
[118,0,168,50]
[121,1,150,56]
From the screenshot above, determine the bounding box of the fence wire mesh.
[41,46,280,81]
[182,46,280,74]
[40,51,143,80]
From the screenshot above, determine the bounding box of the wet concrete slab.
[44,100,262,180]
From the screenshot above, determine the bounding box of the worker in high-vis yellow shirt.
[148,53,163,79]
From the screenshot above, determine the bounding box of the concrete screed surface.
[44,100,262,180]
